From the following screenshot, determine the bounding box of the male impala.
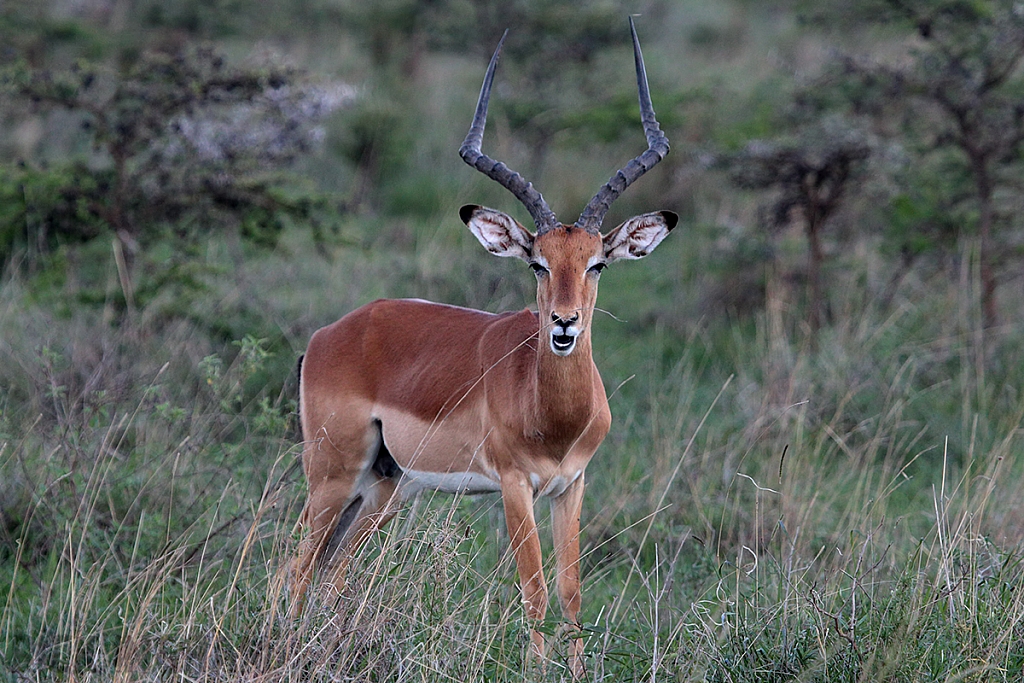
[293,18,676,676]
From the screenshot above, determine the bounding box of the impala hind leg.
[291,472,365,614]
[318,475,401,588]
[292,429,373,613]
[292,419,402,613]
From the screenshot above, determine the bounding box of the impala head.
[459,18,678,357]
[460,206,676,356]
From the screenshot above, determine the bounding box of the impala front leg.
[551,472,585,677]
[500,470,548,661]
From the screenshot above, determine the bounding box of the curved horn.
[576,17,670,233]
[459,30,559,234]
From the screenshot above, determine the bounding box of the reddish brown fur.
[293,212,674,678]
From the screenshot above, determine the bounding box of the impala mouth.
[550,330,578,356]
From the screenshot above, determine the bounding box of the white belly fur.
[399,468,502,496]
[373,407,584,500]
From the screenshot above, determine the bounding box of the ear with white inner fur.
[461,204,535,261]
[602,210,678,263]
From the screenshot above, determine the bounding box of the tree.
[723,119,871,338]
[811,0,1024,329]
[1,43,349,305]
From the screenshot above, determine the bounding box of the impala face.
[462,205,678,358]
[532,226,604,357]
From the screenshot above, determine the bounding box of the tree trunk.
[974,159,997,329]
[111,144,136,313]
[806,206,824,344]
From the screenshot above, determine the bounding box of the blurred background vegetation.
[3,0,1024,680]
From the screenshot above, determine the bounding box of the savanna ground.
[4,1,1024,681]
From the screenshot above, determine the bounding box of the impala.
[293,18,676,676]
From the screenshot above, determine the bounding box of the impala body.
[294,18,676,677]
[301,292,606,500]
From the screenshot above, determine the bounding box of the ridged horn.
[459,30,559,234]
[576,17,670,234]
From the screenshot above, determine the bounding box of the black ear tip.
[459,204,480,225]
[660,210,679,231]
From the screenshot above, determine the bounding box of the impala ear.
[461,205,535,260]
[602,210,678,263]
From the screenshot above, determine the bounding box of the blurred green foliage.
[0,43,345,318]
[0,163,106,270]
[2,0,1022,346]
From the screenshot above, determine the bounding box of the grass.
[2,219,1024,682]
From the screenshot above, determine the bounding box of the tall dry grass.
[2,232,1024,681]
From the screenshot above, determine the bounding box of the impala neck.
[532,328,596,441]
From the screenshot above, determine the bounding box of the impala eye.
[530,262,549,276]
[587,262,607,275]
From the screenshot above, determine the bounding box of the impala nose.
[551,311,579,326]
